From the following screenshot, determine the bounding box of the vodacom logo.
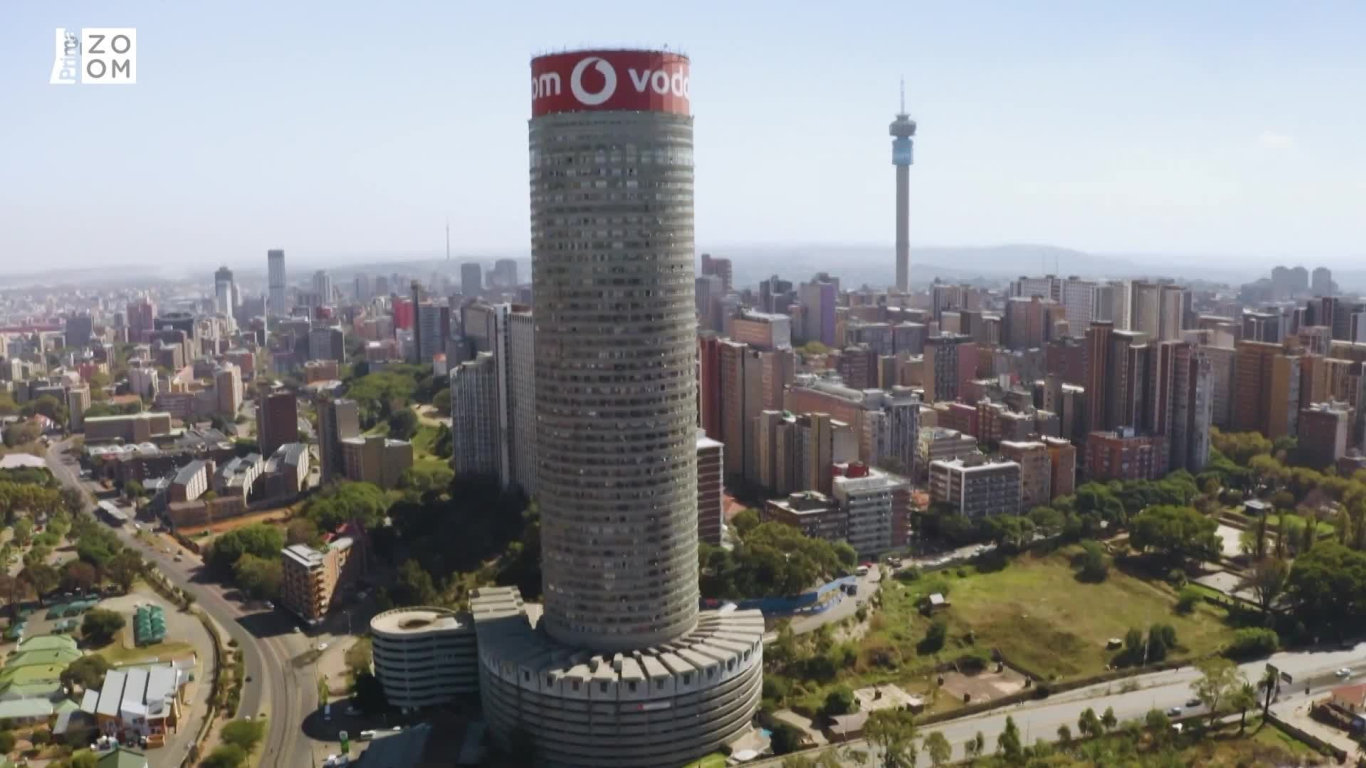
[570,56,617,106]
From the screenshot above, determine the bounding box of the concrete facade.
[370,607,478,711]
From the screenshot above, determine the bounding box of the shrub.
[30,727,51,746]
[769,723,805,755]
[919,618,949,654]
[1225,627,1279,659]
[1176,586,1203,614]
[894,567,921,582]
[821,685,857,717]
[1167,568,1187,587]
[202,744,248,768]
[0,731,14,753]
[762,675,791,703]
[220,718,265,752]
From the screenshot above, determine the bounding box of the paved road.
[46,440,317,768]
[754,643,1366,766]
[789,566,883,636]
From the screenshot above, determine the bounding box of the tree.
[201,744,248,768]
[60,560,98,593]
[1100,706,1117,732]
[105,550,142,593]
[732,508,761,537]
[1055,724,1071,746]
[286,518,321,546]
[1147,623,1177,662]
[20,562,59,604]
[1239,557,1289,617]
[865,709,917,768]
[12,517,33,547]
[81,608,126,646]
[1074,540,1109,582]
[391,559,438,607]
[1192,657,1245,726]
[300,481,389,531]
[822,685,856,717]
[207,524,285,576]
[769,722,806,756]
[1077,708,1102,739]
[1229,681,1259,733]
[232,554,283,600]
[220,719,265,752]
[1129,505,1219,563]
[61,654,110,690]
[387,408,419,441]
[996,716,1023,765]
[922,732,951,767]
[1285,542,1366,636]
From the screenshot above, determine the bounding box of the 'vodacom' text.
[530,51,690,114]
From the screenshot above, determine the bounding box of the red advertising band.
[531,49,690,117]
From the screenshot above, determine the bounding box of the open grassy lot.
[915,550,1237,679]
[99,638,197,666]
[774,548,1237,716]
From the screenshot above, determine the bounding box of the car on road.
[318,642,329,651]
[1165,706,1182,716]
[1185,697,1202,708]
[1336,667,1353,678]
[264,601,274,610]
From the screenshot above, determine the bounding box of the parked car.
[1165,706,1182,716]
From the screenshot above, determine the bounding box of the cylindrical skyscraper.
[471,49,763,768]
[530,48,700,652]
[890,84,916,293]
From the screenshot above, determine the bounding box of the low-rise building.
[213,454,263,500]
[83,663,190,748]
[764,491,846,543]
[84,412,172,444]
[167,461,209,504]
[1084,429,1169,482]
[916,427,980,479]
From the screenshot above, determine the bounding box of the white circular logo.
[570,56,617,106]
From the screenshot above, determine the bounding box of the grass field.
[920,550,1237,679]
[410,422,447,470]
[99,638,197,666]
[877,549,1232,679]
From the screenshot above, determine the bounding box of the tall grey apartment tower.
[471,49,763,768]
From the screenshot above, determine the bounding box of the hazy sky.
[2,1,1363,273]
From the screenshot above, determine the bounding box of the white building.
[450,352,501,479]
[831,463,909,558]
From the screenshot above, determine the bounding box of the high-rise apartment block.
[267,249,288,318]
[318,398,361,483]
[450,352,502,479]
[460,262,483,299]
[697,434,724,546]
[341,434,413,489]
[255,390,299,457]
[1233,340,1301,439]
[1299,401,1352,468]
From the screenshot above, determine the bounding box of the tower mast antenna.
[899,76,905,114]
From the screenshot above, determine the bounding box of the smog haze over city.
[4,4,1366,768]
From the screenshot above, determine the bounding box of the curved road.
[46,440,316,768]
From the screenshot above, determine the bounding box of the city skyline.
[3,1,1365,272]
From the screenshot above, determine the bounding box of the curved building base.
[471,587,764,768]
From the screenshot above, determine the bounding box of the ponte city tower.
[891,82,916,293]
[470,49,764,768]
